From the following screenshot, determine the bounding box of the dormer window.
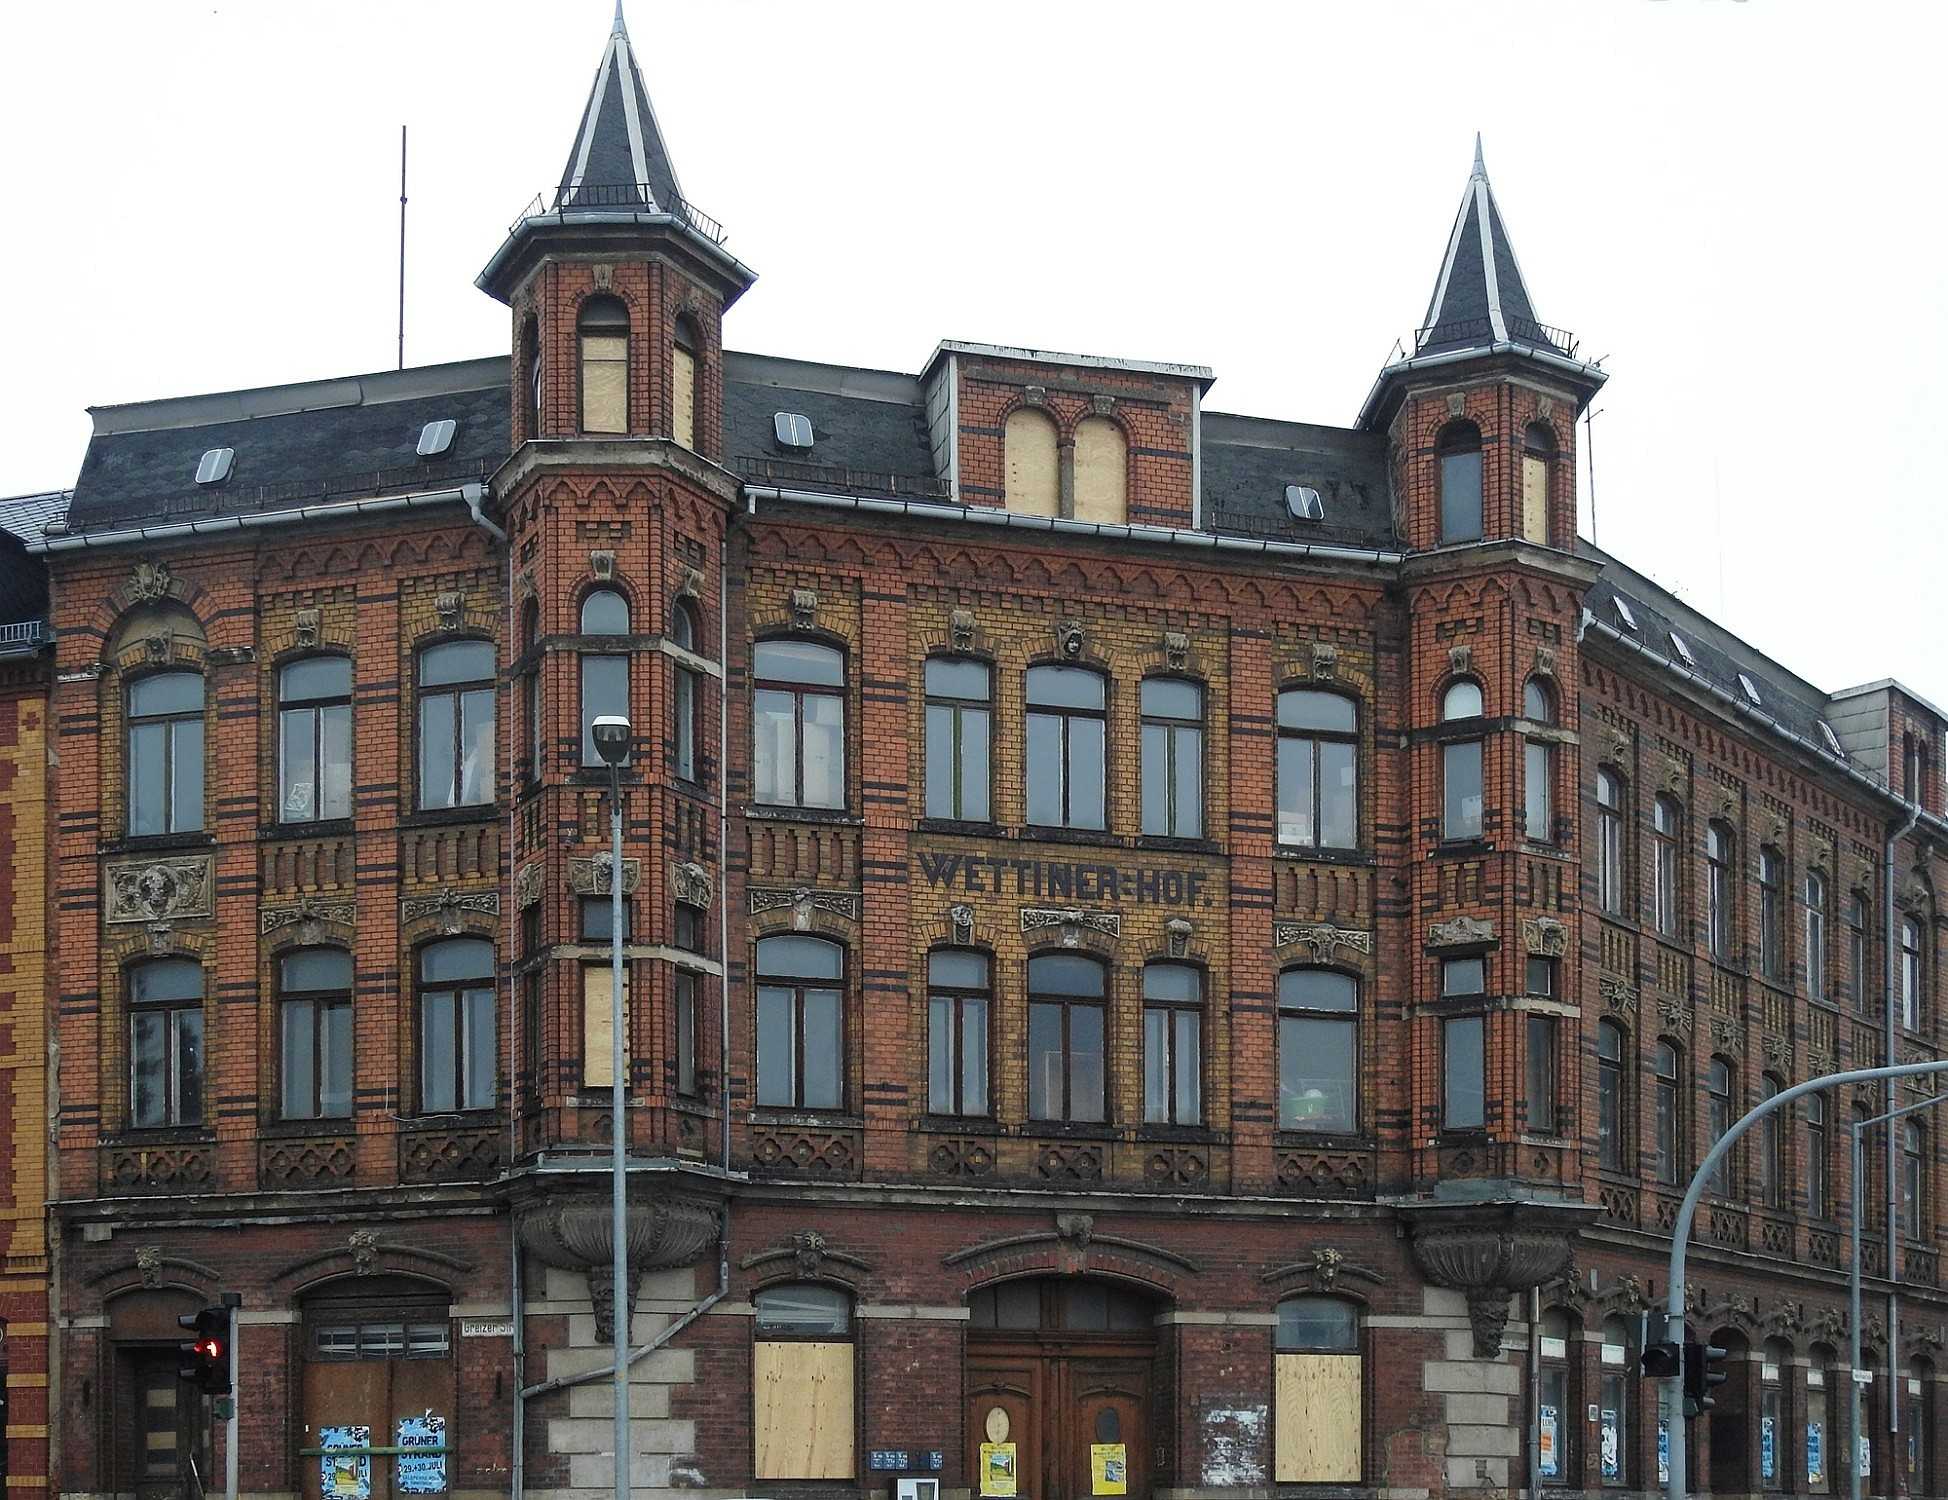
[416,419,457,459]
[1285,485,1325,521]
[577,295,629,434]
[1818,720,1844,757]
[1738,673,1763,707]
[1669,632,1696,668]
[1436,421,1482,544]
[773,412,813,451]
[1612,597,1638,632]
[194,448,234,486]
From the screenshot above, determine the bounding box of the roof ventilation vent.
[773,412,814,451]
[1818,719,1844,757]
[194,448,235,486]
[1284,484,1324,521]
[1737,672,1763,707]
[1612,597,1638,631]
[1669,632,1696,668]
[417,419,457,458]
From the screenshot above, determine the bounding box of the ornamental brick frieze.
[1427,915,1495,949]
[1021,906,1120,946]
[1273,922,1372,963]
[568,853,641,897]
[260,893,356,940]
[749,886,857,926]
[1523,917,1568,957]
[516,1185,721,1344]
[400,886,500,934]
[1405,1202,1588,1357]
[106,856,214,925]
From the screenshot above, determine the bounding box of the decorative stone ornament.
[591,262,614,289]
[106,856,215,924]
[790,587,818,630]
[1021,906,1121,947]
[1258,1246,1384,1291]
[1598,975,1638,1015]
[514,861,545,911]
[516,1187,721,1345]
[568,853,641,897]
[1405,1202,1585,1357]
[670,860,713,909]
[143,631,173,665]
[260,894,357,940]
[435,591,464,630]
[589,550,617,582]
[1057,621,1086,659]
[1274,923,1373,962]
[1427,915,1495,949]
[1523,917,1568,957]
[749,886,857,927]
[1165,916,1193,959]
[1023,385,1048,408]
[1163,631,1190,671]
[1090,394,1116,417]
[400,887,501,934]
[1448,644,1471,677]
[1535,396,1555,421]
[294,608,321,648]
[677,565,704,601]
[1310,642,1339,679]
[1532,645,1556,676]
[949,904,974,945]
[127,561,172,603]
[1446,392,1466,418]
[349,1229,380,1276]
[136,1245,164,1288]
[949,609,976,651]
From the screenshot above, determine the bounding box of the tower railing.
[506,184,728,245]
[1405,315,1579,359]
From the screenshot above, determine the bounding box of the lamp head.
[591,714,634,766]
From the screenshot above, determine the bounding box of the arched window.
[1759,846,1786,981]
[1140,678,1203,838]
[1596,769,1626,915]
[279,948,352,1120]
[523,319,542,438]
[1536,1307,1575,1482]
[1807,1344,1835,1494]
[1904,1120,1928,1240]
[578,588,630,766]
[752,1284,854,1480]
[1654,795,1683,937]
[1707,821,1736,961]
[1276,689,1358,848]
[1442,681,1485,842]
[416,640,495,809]
[1807,1091,1830,1220]
[127,670,205,835]
[1805,870,1829,1000]
[1597,1020,1627,1171]
[1847,890,1871,1010]
[926,949,989,1117]
[128,958,204,1128]
[670,599,701,784]
[278,656,352,822]
[1598,1315,1634,1486]
[1761,1339,1793,1490]
[1003,407,1059,517]
[1707,1057,1736,1197]
[753,640,846,809]
[1521,421,1556,545]
[1025,666,1106,830]
[756,935,844,1111]
[577,294,629,434]
[1073,415,1128,524]
[1437,420,1483,543]
[924,657,991,822]
[1654,1041,1683,1186]
[419,938,494,1113]
[1759,1073,1785,1208]
[1903,916,1925,1030]
[1027,953,1105,1123]
[1142,963,1202,1125]
[1524,678,1555,843]
[1278,969,1358,1132]
[1274,1297,1361,1482]
[672,316,698,450]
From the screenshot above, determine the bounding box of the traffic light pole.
[1663,1059,1948,1500]
[222,1291,240,1500]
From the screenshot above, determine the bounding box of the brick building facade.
[13,12,1948,1500]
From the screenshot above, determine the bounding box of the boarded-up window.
[1004,408,1058,517]
[673,321,698,450]
[1274,1296,1360,1482]
[1521,422,1555,545]
[1073,415,1128,524]
[579,296,629,434]
[754,1285,854,1480]
[582,963,630,1089]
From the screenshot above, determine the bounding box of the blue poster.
[1761,1416,1776,1481]
[1808,1423,1824,1484]
[1600,1411,1620,1481]
[320,1426,372,1500]
[1657,1418,1670,1486]
[397,1412,448,1495]
[1538,1406,1559,1479]
[1859,1434,1872,1478]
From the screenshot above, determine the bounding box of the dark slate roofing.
[1200,414,1395,550]
[724,353,938,497]
[1417,138,1561,358]
[65,359,509,533]
[0,489,70,550]
[554,4,684,215]
[0,490,62,632]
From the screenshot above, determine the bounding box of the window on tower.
[578,295,629,434]
[673,315,698,450]
[1436,420,1483,543]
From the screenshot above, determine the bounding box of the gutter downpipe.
[1527,1286,1542,1497]
[718,538,733,1173]
[27,481,490,553]
[1883,797,1922,1476]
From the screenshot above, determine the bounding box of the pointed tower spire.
[1417,136,1548,355]
[556,7,684,214]
[613,0,628,38]
[1472,131,1485,179]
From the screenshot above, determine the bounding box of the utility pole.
[222,1290,241,1500]
[398,126,408,371]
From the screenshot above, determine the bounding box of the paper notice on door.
[396,1412,447,1495]
[320,1426,372,1500]
[980,1442,1018,1497]
[1091,1443,1128,1496]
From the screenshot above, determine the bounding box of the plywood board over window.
[1004,409,1059,517]
[581,964,629,1089]
[754,1340,855,1479]
[1274,1353,1360,1481]
[1073,416,1128,525]
[673,342,697,449]
[1521,453,1549,545]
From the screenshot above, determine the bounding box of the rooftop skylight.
[194,448,235,486]
[1613,597,1638,631]
[1738,672,1763,706]
[417,419,457,458]
[1669,632,1696,668]
[773,412,814,451]
[1284,484,1325,522]
[1818,720,1844,756]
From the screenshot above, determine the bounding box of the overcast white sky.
[2,1,1942,703]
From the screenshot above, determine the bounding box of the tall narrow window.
[1707,821,1736,961]
[671,317,697,450]
[417,641,495,809]
[1596,769,1625,915]
[1437,420,1483,543]
[1806,870,1829,1000]
[1599,1316,1633,1487]
[1761,1341,1790,1491]
[1072,415,1128,524]
[579,588,630,766]
[1274,1298,1361,1482]
[1278,969,1358,1132]
[278,657,352,822]
[1028,953,1106,1123]
[128,959,204,1128]
[1524,678,1555,842]
[523,319,542,438]
[1142,964,1202,1125]
[1536,1308,1573,1482]
[1140,678,1203,838]
[1903,917,1924,1031]
[924,657,991,821]
[1707,1057,1735,1196]
[1025,666,1106,830]
[1759,1073,1784,1209]
[1442,680,1485,842]
[1908,1360,1933,1494]
[1808,1092,1830,1219]
[669,600,702,783]
[279,948,353,1120]
[752,640,846,810]
[926,949,989,1117]
[127,671,205,835]
[419,938,495,1114]
[755,935,844,1111]
[1443,1014,1485,1131]
[1521,421,1555,545]
[1527,1013,1558,1135]
[1848,891,1870,1010]
[1653,795,1682,937]
[521,599,543,783]
[577,294,629,434]
[1759,846,1786,981]
[1654,1041,1682,1187]
[1597,1020,1626,1171]
[1904,1120,1927,1239]
[1276,689,1357,848]
[673,901,706,1099]
[1003,407,1059,517]
[752,1285,854,1480]
[1807,1348,1833,1493]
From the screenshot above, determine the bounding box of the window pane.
[1029,1003,1061,1120]
[962,997,988,1115]
[1141,723,1169,836]
[283,657,351,701]
[1030,954,1105,996]
[1281,1016,1355,1131]
[1443,680,1484,721]
[322,1001,353,1118]
[929,950,987,987]
[961,707,990,821]
[175,1009,204,1124]
[1173,724,1203,838]
[131,959,203,1003]
[925,703,955,818]
[281,999,317,1116]
[463,988,495,1110]
[1445,1015,1485,1129]
[1026,713,1062,825]
[1278,1297,1357,1352]
[1025,666,1104,709]
[1441,449,1483,541]
[1443,957,1485,997]
[1277,735,1314,845]
[580,655,629,765]
[282,948,351,991]
[802,987,842,1110]
[128,720,166,835]
[421,939,493,982]
[1144,964,1198,1002]
[422,990,456,1113]
[753,688,795,805]
[754,640,844,687]
[1443,740,1483,839]
[674,668,697,782]
[800,691,845,809]
[420,641,493,687]
[926,658,990,699]
[1069,1004,1104,1122]
[280,706,318,820]
[1528,1014,1557,1133]
[755,1284,850,1336]
[1280,969,1357,1012]
[675,974,697,1096]
[320,702,353,819]
[131,1012,165,1126]
[1142,678,1200,719]
[1278,691,1355,734]
[1067,716,1105,829]
[759,936,843,980]
[1524,679,1552,721]
[1175,1009,1201,1124]
[130,672,203,717]
[929,995,953,1113]
[1143,1006,1169,1123]
[1526,740,1552,841]
[170,717,204,831]
[756,987,795,1107]
[580,589,629,635]
[418,692,456,808]
[580,337,627,433]
[1319,739,1356,848]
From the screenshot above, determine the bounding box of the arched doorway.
[964,1277,1162,1500]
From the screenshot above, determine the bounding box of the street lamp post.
[590,713,634,1500]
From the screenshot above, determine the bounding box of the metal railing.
[0,619,47,652]
[734,455,952,502]
[506,183,728,245]
[1410,314,1579,359]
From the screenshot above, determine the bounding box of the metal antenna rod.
[398,125,408,371]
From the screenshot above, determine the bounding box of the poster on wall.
[979,1443,1018,1498]
[1600,1410,1620,1481]
[1859,1435,1872,1478]
[1807,1423,1824,1484]
[1761,1416,1776,1482]
[1538,1407,1559,1479]
[1657,1417,1670,1486]
[397,1412,448,1495]
[1090,1444,1128,1496]
[320,1426,372,1500]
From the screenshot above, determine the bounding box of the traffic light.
[1641,1339,1682,1379]
[1682,1339,1728,1419]
[177,1304,230,1395]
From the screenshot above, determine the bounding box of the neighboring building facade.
[24,12,1948,1500]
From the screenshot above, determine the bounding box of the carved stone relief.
[127,561,172,603]
[949,904,974,945]
[1448,644,1472,677]
[260,894,357,939]
[790,588,818,630]
[1273,923,1373,963]
[1599,975,1639,1015]
[435,591,464,630]
[589,549,617,582]
[1056,621,1086,659]
[106,857,214,925]
[1428,915,1495,949]
[1163,631,1189,671]
[949,609,976,650]
[514,861,546,911]
[1165,916,1193,959]
[568,854,642,897]
[670,861,713,909]
[1310,642,1338,679]
[294,608,321,648]
[400,887,500,934]
[1523,917,1568,957]
[1021,906,1120,946]
[750,886,858,927]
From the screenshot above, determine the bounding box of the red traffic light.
[192,1337,223,1360]
[176,1305,232,1395]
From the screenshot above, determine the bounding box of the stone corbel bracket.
[1404,1201,1593,1358]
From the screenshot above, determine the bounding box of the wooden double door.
[966,1345,1152,1500]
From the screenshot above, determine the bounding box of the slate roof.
[555,4,684,215]
[1417,138,1561,358]
[723,354,937,495]
[0,489,63,633]
[1200,414,1393,550]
